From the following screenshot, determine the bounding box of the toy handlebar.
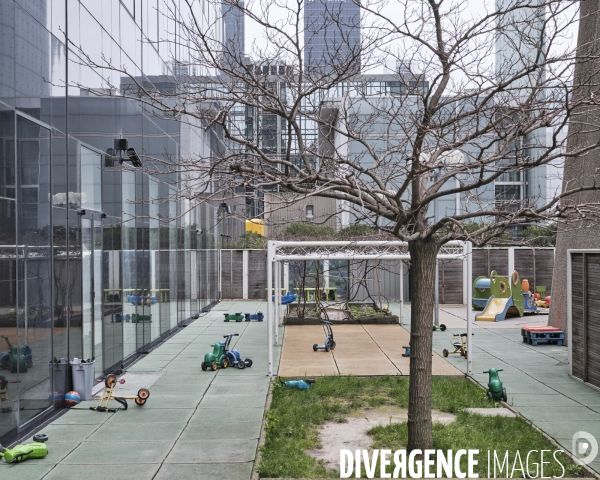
[222,333,239,338]
[483,368,503,373]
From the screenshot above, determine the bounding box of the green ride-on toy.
[0,434,48,463]
[201,333,253,371]
[224,313,244,322]
[484,367,507,402]
[0,335,33,373]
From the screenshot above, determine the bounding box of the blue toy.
[223,333,253,370]
[126,294,156,306]
[484,368,507,402]
[0,336,32,373]
[245,312,264,322]
[402,345,410,357]
[272,292,298,305]
[280,378,316,390]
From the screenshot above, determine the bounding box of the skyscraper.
[304,0,361,74]
[222,0,245,70]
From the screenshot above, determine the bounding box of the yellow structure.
[246,218,265,235]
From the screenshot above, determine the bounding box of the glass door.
[81,212,103,371]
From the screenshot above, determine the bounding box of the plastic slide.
[475,297,512,322]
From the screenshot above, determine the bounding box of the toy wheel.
[138,388,150,400]
[442,349,449,357]
[463,351,468,360]
[331,341,336,350]
[244,359,253,368]
[135,397,147,406]
[325,344,330,352]
[211,361,218,371]
[201,361,207,371]
[440,324,446,331]
[502,388,507,402]
[237,360,246,369]
[26,358,33,368]
[0,355,10,370]
[488,391,493,400]
[105,374,118,388]
[33,434,48,443]
[221,358,229,369]
[313,344,318,352]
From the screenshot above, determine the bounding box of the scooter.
[313,320,335,352]
[0,336,32,373]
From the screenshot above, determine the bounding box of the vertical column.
[399,260,404,325]
[267,241,273,377]
[323,260,330,289]
[462,250,468,305]
[283,261,289,293]
[434,259,439,326]
[466,241,473,376]
[508,247,515,278]
[242,250,249,299]
[274,261,280,344]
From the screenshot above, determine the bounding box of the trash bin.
[49,358,69,407]
[70,358,95,401]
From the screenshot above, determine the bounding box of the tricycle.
[201,333,253,370]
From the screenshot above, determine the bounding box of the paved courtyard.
[1,300,278,480]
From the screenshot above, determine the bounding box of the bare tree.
[70,0,600,452]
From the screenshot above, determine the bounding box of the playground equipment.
[89,374,150,412]
[473,270,538,322]
[432,324,447,332]
[0,434,48,463]
[201,334,252,370]
[273,292,298,305]
[0,335,33,373]
[245,312,264,322]
[313,320,335,352]
[279,378,316,390]
[442,333,469,359]
[484,368,507,402]
[126,293,156,306]
[224,313,244,322]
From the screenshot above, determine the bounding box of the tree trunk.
[407,238,439,451]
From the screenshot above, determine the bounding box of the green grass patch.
[258,376,587,478]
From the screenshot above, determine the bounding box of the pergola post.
[399,260,404,325]
[275,260,281,344]
[267,241,274,377]
[466,241,473,376]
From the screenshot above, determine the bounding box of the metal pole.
[267,241,273,377]
[434,259,439,326]
[466,241,473,376]
[274,261,280,344]
[24,245,28,345]
[399,260,404,325]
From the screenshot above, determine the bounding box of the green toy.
[224,313,244,322]
[0,434,48,463]
[484,368,507,402]
[201,334,236,370]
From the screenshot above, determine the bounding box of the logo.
[572,431,598,465]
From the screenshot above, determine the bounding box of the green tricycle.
[0,434,48,463]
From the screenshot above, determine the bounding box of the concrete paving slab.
[189,406,266,424]
[199,393,267,409]
[102,408,195,425]
[153,463,253,480]
[86,422,187,442]
[179,421,262,440]
[51,409,115,425]
[164,439,257,463]
[62,441,173,464]
[43,463,161,480]
[0,464,55,480]
[24,423,100,443]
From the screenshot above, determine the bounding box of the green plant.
[519,223,557,247]
[283,222,336,238]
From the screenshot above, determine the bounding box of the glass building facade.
[0,0,232,442]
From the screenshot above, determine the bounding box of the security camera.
[126,148,143,168]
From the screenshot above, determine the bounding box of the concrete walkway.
[430,305,600,475]
[1,300,280,480]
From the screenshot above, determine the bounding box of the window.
[306,205,314,221]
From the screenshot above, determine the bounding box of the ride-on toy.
[442,332,468,359]
[313,320,335,352]
[432,324,447,332]
[245,312,264,322]
[402,345,410,357]
[484,368,507,402]
[0,335,32,373]
[0,434,48,463]
[89,374,150,412]
[224,313,244,322]
[279,378,316,389]
[201,334,253,370]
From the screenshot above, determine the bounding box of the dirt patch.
[306,406,456,471]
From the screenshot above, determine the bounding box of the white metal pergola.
[266,240,474,377]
